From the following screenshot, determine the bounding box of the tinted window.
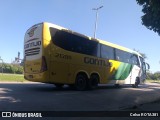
[101,45,114,59]
[115,49,126,62]
[115,49,139,65]
[130,54,139,65]
[50,28,100,57]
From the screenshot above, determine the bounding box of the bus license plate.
[29,75,33,79]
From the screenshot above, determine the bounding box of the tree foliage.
[147,71,160,80]
[0,63,23,74]
[136,0,160,35]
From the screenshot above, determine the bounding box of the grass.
[0,73,159,83]
[0,73,28,82]
[145,79,160,83]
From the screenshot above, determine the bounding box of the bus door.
[139,56,150,81]
[129,54,140,84]
[141,62,150,81]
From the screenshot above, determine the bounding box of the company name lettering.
[24,41,41,49]
[84,57,109,66]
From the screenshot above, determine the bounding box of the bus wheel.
[88,74,99,90]
[132,77,140,88]
[115,84,120,88]
[75,74,87,91]
[54,84,64,89]
[68,84,75,89]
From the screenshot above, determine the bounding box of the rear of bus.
[24,23,48,82]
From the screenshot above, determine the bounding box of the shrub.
[0,63,23,74]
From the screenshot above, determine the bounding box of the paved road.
[0,82,160,112]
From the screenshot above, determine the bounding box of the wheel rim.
[76,75,86,90]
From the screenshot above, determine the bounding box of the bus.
[24,22,150,90]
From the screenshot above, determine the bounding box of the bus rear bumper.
[24,72,48,82]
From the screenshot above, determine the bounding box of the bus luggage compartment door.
[50,61,69,84]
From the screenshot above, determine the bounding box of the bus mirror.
[144,62,150,70]
[146,63,150,70]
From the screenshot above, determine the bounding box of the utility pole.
[92,5,103,38]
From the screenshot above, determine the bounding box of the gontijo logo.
[28,27,37,37]
[24,39,41,49]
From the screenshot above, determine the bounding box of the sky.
[0,0,159,73]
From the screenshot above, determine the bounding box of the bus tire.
[115,84,120,88]
[68,84,75,89]
[54,83,64,89]
[88,74,99,90]
[75,74,88,91]
[132,77,140,88]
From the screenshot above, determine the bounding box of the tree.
[0,63,23,74]
[146,71,160,80]
[136,0,160,35]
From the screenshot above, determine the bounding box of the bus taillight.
[41,56,47,72]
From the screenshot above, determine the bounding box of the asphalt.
[124,98,160,111]
[0,82,160,120]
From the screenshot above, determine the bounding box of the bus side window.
[101,45,114,60]
[51,28,100,57]
[115,49,123,61]
[130,54,139,66]
[116,56,120,60]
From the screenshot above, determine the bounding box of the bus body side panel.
[129,65,141,84]
[108,62,140,85]
[68,54,107,84]
[49,48,106,84]
[50,49,70,84]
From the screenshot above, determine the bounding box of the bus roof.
[44,22,142,57]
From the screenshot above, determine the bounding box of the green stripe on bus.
[111,63,133,80]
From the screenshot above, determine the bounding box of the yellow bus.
[24,22,149,90]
